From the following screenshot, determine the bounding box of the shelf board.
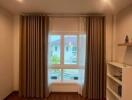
[107,73,122,85]
[118,43,132,46]
[108,62,124,69]
[108,62,132,68]
[107,87,121,100]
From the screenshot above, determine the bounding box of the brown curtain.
[83,16,106,100]
[19,15,49,98]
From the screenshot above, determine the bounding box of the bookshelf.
[107,62,132,100]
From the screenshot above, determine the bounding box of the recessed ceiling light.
[102,0,111,4]
[17,0,23,3]
[102,0,114,10]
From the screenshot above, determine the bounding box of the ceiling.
[0,0,131,14]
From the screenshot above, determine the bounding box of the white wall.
[106,15,113,62]
[0,8,14,99]
[115,5,132,65]
[13,16,20,91]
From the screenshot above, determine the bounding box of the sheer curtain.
[78,17,86,95]
[48,17,86,94]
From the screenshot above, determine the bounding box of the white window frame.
[48,32,82,82]
[49,33,80,68]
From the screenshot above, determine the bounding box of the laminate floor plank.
[5,92,85,100]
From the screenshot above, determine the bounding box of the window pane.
[64,35,77,64]
[49,35,61,64]
[79,35,86,66]
[48,69,61,81]
[63,69,80,80]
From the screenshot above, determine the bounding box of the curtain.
[83,16,106,100]
[19,15,49,98]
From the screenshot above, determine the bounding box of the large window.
[48,35,61,64]
[64,35,77,64]
[48,34,85,83]
[48,17,86,83]
[63,69,79,80]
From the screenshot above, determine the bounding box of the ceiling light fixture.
[103,0,108,3]
[102,0,114,11]
[102,0,112,6]
[17,0,23,3]
[102,0,111,4]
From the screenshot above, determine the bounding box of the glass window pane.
[63,69,80,80]
[64,35,77,64]
[48,69,61,81]
[48,35,61,64]
[79,35,86,67]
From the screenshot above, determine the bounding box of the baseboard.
[4,91,18,100]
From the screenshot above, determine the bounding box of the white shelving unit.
[107,73,122,85]
[107,62,132,100]
[107,86,121,100]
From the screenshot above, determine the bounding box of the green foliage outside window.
[51,55,60,64]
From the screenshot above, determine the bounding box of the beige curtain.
[19,15,49,98]
[83,16,106,100]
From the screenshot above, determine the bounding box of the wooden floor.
[5,92,85,100]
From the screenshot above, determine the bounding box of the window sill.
[48,80,84,95]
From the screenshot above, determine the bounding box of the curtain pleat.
[20,15,49,98]
[83,16,106,100]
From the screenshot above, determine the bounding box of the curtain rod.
[47,13,105,17]
[21,13,105,17]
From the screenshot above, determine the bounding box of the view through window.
[48,34,85,83]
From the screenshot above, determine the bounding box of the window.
[48,17,86,83]
[48,35,61,64]
[48,69,61,81]
[63,69,79,80]
[66,46,69,52]
[64,35,77,64]
[54,46,58,51]
[48,34,85,83]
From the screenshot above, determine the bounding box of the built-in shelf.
[118,43,132,46]
[107,73,122,85]
[108,62,131,68]
[107,87,121,100]
[108,62,123,69]
[107,62,132,100]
